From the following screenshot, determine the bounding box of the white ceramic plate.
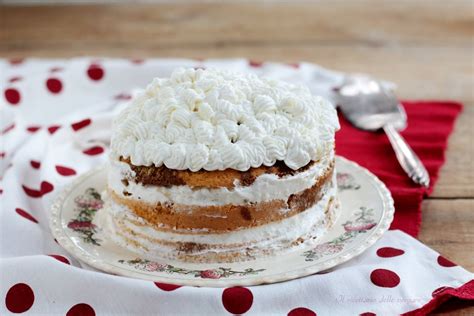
[50,156,394,287]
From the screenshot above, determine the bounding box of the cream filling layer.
[108,150,334,207]
[95,174,338,258]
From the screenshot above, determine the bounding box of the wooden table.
[1,1,473,313]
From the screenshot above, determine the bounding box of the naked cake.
[98,68,340,263]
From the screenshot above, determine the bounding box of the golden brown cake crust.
[120,156,317,189]
[111,159,334,233]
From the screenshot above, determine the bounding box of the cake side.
[96,172,339,263]
[102,67,341,263]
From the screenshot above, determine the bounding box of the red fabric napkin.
[336,101,463,237]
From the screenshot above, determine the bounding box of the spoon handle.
[383,124,430,187]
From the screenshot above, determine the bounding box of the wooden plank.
[433,106,474,198]
[419,199,474,271]
[1,1,473,46]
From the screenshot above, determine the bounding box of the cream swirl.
[110,68,339,171]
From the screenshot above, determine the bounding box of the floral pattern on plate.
[303,207,376,261]
[337,172,361,191]
[118,259,265,279]
[67,188,103,245]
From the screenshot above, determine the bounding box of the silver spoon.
[335,75,430,187]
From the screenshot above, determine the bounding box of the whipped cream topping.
[110,68,339,171]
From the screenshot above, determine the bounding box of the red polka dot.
[2,123,15,134]
[131,58,145,64]
[48,125,61,134]
[22,181,54,198]
[0,152,5,158]
[360,313,376,316]
[48,254,70,265]
[154,282,182,291]
[55,165,77,176]
[87,64,104,81]
[432,286,454,297]
[287,62,300,68]
[15,208,39,223]
[5,88,21,105]
[288,307,316,316]
[370,269,400,288]
[376,247,405,258]
[82,146,104,156]
[41,181,54,194]
[249,60,263,67]
[5,283,35,313]
[437,255,457,267]
[9,58,24,65]
[26,126,41,133]
[66,303,95,316]
[114,93,132,100]
[30,160,41,169]
[222,287,253,314]
[46,78,63,94]
[71,118,91,131]
[50,67,63,73]
[22,185,42,198]
[9,76,22,83]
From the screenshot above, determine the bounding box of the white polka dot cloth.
[1,58,472,315]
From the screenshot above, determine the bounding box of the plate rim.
[50,155,395,287]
